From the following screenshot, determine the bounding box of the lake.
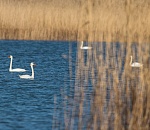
[0,40,80,130]
[0,40,149,130]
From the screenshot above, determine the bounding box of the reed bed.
[52,41,150,130]
[0,0,150,42]
[64,41,150,130]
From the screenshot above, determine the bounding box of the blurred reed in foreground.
[66,41,150,130]
[51,42,150,130]
[0,0,150,42]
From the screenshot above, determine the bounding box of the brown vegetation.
[66,42,150,130]
[0,0,150,42]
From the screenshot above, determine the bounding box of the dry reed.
[67,41,150,130]
[0,0,150,42]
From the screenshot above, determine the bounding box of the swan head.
[30,62,36,66]
[8,55,13,58]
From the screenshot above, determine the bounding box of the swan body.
[8,55,27,72]
[80,41,92,49]
[130,56,143,67]
[19,62,35,79]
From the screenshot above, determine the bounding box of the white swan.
[130,56,143,67]
[80,41,92,49]
[8,55,27,72]
[19,62,35,79]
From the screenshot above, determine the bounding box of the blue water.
[0,40,77,130]
[1,40,132,130]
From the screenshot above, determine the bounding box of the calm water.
[0,40,78,130]
[1,40,147,129]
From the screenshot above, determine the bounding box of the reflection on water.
[0,40,150,129]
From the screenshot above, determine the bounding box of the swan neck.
[31,65,34,78]
[80,42,83,48]
[9,57,13,71]
[130,56,132,65]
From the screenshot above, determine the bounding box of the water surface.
[1,40,149,130]
[0,40,77,130]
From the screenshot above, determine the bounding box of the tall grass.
[65,41,150,130]
[0,0,79,40]
[0,0,150,42]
